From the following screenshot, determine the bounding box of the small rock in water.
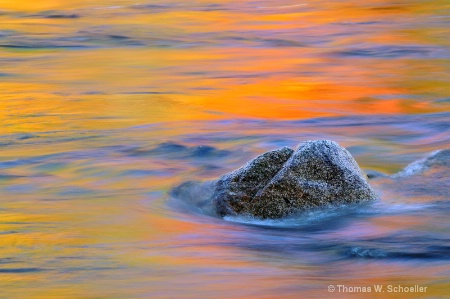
[393,149,450,177]
[365,169,388,179]
[212,140,379,219]
[378,148,450,200]
[170,180,216,215]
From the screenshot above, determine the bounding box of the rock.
[170,180,216,215]
[365,169,388,179]
[212,140,379,219]
[377,148,450,201]
[213,147,294,217]
[393,149,450,177]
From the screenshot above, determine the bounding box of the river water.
[1,0,450,298]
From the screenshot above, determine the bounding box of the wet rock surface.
[170,143,449,219]
[373,149,450,200]
[213,147,294,218]
[393,149,450,177]
[213,140,379,219]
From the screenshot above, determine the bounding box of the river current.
[1,1,450,298]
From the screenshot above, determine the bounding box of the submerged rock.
[212,140,379,219]
[393,149,450,177]
[376,148,450,200]
[365,169,388,179]
[170,180,216,215]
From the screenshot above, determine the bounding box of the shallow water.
[1,0,450,298]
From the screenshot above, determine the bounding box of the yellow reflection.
[0,1,449,297]
[1,44,447,135]
[1,0,116,11]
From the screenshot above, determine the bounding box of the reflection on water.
[0,0,449,298]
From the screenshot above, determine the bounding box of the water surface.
[1,0,450,298]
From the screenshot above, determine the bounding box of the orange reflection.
[0,1,449,298]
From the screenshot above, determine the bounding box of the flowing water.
[1,0,450,298]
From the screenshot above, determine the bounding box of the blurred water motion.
[0,0,449,298]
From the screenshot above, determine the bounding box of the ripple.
[331,44,449,59]
[123,142,230,159]
[0,268,44,273]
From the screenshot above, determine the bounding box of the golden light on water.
[1,46,447,135]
